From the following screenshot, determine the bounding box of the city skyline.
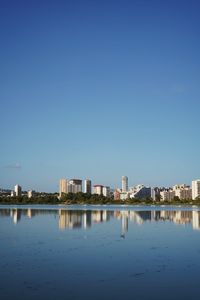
[1,0,200,192]
[4,176,200,201]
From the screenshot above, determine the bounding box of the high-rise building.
[59,179,68,197]
[151,187,160,201]
[93,185,103,195]
[192,180,200,200]
[83,179,92,194]
[122,176,128,192]
[173,184,192,200]
[14,184,22,197]
[68,179,82,193]
[160,189,175,201]
[102,186,110,197]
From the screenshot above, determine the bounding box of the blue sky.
[1,0,200,192]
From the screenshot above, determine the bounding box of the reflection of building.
[2,207,200,234]
[12,209,21,224]
[58,210,112,230]
[192,211,200,230]
[122,176,128,192]
[192,180,200,200]
[14,184,22,197]
[84,179,92,194]
[27,209,32,218]
[59,210,82,230]
[121,211,129,238]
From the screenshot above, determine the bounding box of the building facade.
[59,179,68,197]
[122,176,128,192]
[14,184,22,197]
[102,186,110,197]
[83,179,92,194]
[160,189,175,201]
[173,184,192,200]
[114,189,121,200]
[129,184,151,199]
[93,185,103,195]
[192,180,200,200]
[68,179,82,193]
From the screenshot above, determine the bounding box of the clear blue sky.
[1,0,200,192]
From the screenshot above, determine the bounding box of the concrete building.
[114,189,121,200]
[173,184,192,200]
[14,184,22,197]
[27,190,33,198]
[68,179,82,193]
[93,185,103,195]
[83,179,92,194]
[11,190,15,197]
[192,179,200,200]
[160,189,175,201]
[129,184,151,199]
[59,179,68,197]
[151,187,160,201]
[102,186,110,197]
[120,192,129,200]
[122,176,128,192]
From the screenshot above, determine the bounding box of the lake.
[1,205,200,300]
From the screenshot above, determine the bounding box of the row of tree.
[0,192,200,205]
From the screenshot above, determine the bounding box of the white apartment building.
[14,184,22,197]
[59,178,82,196]
[102,186,110,197]
[122,176,128,192]
[68,179,82,193]
[83,179,92,194]
[93,185,103,195]
[27,190,33,198]
[129,184,151,199]
[59,179,68,197]
[173,184,192,200]
[120,192,129,200]
[192,179,200,200]
[160,189,175,201]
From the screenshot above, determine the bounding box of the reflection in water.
[1,208,200,236]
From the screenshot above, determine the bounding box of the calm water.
[1,205,200,300]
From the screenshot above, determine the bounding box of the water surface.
[1,205,200,300]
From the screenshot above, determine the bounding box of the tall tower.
[192,179,200,200]
[14,184,22,197]
[59,179,68,197]
[68,179,82,193]
[84,179,92,194]
[122,176,128,192]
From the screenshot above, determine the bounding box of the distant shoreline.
[0,201,200,207]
